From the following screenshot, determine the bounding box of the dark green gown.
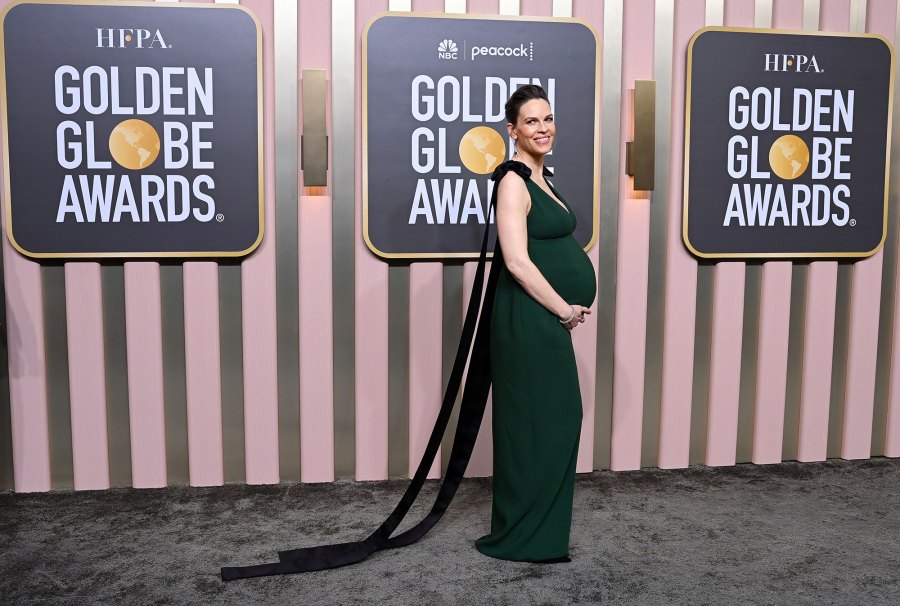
[474,174,598,562]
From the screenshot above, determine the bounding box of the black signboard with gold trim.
[363,12,600,260]
[683,27,894,259]
[0,0,263,259]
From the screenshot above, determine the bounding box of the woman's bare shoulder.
[496,169,529,198]
[496,173,530,216]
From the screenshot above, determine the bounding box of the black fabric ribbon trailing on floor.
[221,160,547,581]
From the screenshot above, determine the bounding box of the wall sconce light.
[625,79,655,191]
[301,69,328,187]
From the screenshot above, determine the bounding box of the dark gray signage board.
[684,27,894,259]
[363,13,599,259]
[0,0,263,259]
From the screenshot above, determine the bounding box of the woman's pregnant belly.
[529,235,597,308]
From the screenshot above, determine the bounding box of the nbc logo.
[438,39,458,59]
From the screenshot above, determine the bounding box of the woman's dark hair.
[504,84,549,125]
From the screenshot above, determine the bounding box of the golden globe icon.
[768,134,810,180]
[108,119,161,170]
[458,126,506,175]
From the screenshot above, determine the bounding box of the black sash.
[221,160,542,581]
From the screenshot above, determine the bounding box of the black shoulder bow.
[490,160,554,182]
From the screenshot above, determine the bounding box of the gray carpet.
[1,458,898,605]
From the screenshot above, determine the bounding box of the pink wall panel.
[461,0,500,480]
[705,0,756,473]
[297,0,337,483]
[468,0,499,14]
[657,0,703,470]
[752,262,793,464]
[841,0,896,459]
[706,264,747,466]
[240,0,281,485]
[772,0,804,24]
[183,262,224,486]
[796,0,849,463]
[610,0,654,472]
[841,0,897,459]
[355,0,392,481]
[406,0,446,481]
[299,196,336,482]
[571,0,602,474]
[888,310,900,454]
[413,0,444,12]
[65,263,110,490]
[124,263,167,488]
[724,0,755,25]
[797,263,838,460]
[408,263,443,479]
[0,229,52,492]
[750,0,802,465]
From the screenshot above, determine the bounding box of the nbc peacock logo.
[438,39,458,60]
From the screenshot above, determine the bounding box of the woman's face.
[508,98,555,159]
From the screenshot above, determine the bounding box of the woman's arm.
[495,174,590,329]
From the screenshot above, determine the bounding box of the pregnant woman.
[475,84,597,562]
[221,84,596,580]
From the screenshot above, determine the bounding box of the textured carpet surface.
[1,458,898,605]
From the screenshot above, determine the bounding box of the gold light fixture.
[625,79,656,191]
[301,69,328,189]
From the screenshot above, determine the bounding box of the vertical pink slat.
[299,198,335,482]
[355,0,391,481]
[163,1,222,486]
[467,0,499,14]
[463,261,495,477]
[297,0,335,483]
[0,44,52,491]
[570,0,602,474]
[750,0,802,465]
[706,266,746,465]
[797,263,838,460]
[705,0,753,467]
[0,247,52,492]
[657,0,703,469]
[796,0,848,463]
[239,0,280,485]
[405,0,445,481]
[724,0,755,25]
[462,0,499,479]
[888,1,900,458]
[64,263,110,490]
[888,277,900,455]
[840,0,896,460]
[413,0,443,11]
[610,0,654,472]
[520,0,551,15]
[115,5,166,490]
[183,263,223,486]
[751,263,792,464]
[881,13,900,459]
[408,264,443,478]
[772,0,804,25]
[124,263,167,487]
[819,1,851,30]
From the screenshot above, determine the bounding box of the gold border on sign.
[362,11,602,260]
[0,0,265,259]
[682,26,895,260]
